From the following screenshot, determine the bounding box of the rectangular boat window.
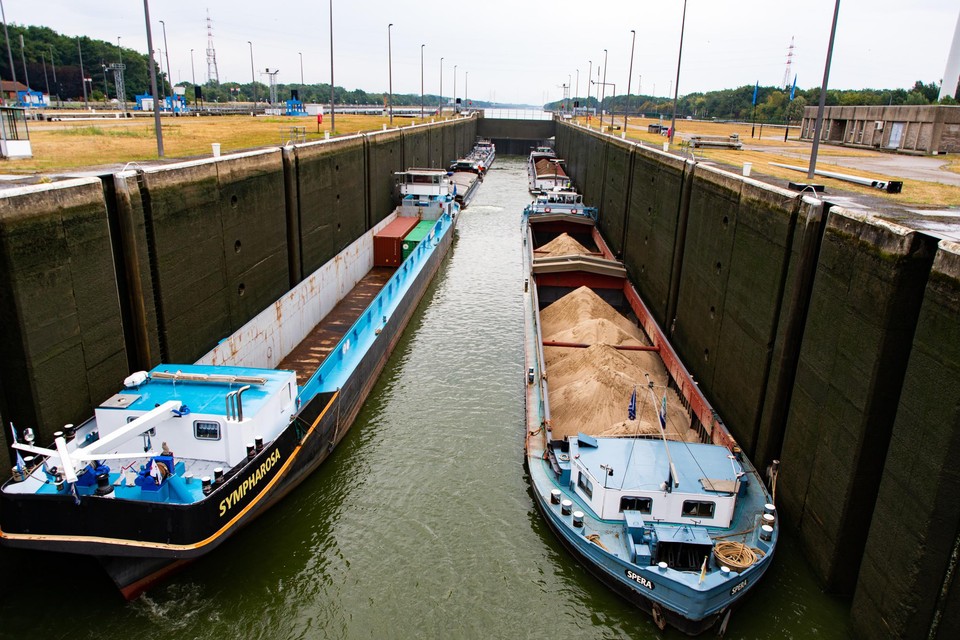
[577,472,593,499]
[194,420,221,441]
[620,496,652,514]
[681,500,715,518]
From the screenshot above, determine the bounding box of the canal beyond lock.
[0,157,851,639]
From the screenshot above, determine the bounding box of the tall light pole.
[387,23,393,125]
[586,60,592,115]
[465,70,468,109]
[329,0,335,132]
[669,0,688,144]
[78,37,88,109]
[299,51,303,85]
[248,41,256,106]
[625,30,635,132]
[453,64,457,113]
[49,45,60,107]
[439,57,443,114]
[190,48,196,86]
[143,0,163,156]
[575,69,579,115]
[420,43,424,120]
[19,34,29,90]
[599,49,608,129]
[808,0,841,179]
[1,0,16,89]
[156,49,165,101]
[160,20,172,106]
[41,52,50,100]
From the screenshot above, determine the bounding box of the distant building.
[0,80,29,102]
[800,104,960,154]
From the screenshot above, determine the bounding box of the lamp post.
[575,69,579,116]
[1,0,16,89]
[142,0,164,157]
[592,80,615,131]
[387,23,393,125]
[42,52,50,101]
[669,0,688,144]
[453,64,457,113]
[160,20,172,106]
[808,0,841,179]
[248,41,256,106]
[420,43,424,120]
[19,34,29,91]
[49,45,61,107]
[156,49,165,102]
[190,48,195,86]
[599,50,608,128]
[78,37,88,109]
[625,30,635,132]
[439,57,443,115]
[329,0,335,132]
[465,70,468,109]
[299,51,303,85]
[586,60,591,116]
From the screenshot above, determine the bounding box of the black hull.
[1,218,456,598]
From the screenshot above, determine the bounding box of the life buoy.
[651,602,666,631]
[544,207,552,213]
[571,208,578,214]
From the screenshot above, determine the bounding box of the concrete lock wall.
[556,121,960,638]
[0,117,477,449]
[777,210,936,594]
[850,240,960,639]
[0,179,128,436]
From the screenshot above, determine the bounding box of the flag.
[752,82,759,105]
[69,482,81,505]
[627,386,637,421]
[790,74,797,101]
[658,394,667,431]
[699,555,708,584]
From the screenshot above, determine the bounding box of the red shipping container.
[373,216,420,267]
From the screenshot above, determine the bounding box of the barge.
[522,192,777,634]
[527,145,571,194]
[0,172,459,599]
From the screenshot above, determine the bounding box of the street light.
[439,56,443,115]
[329,0,335,132]
[77,37,88,109]
[160,20,172,107]
[808,0,841,179]
[190,48,196,86]
[592,79,615,130]
[387,23,393,125]
[299,51,304,85]
[142,0,164,157]
[49,45,60,107]
[587,60,592,115]
[453,64,457,113]
[669,0,688,144]
[248,41,256,106]
[1,0,17,89]
[625,30,635,132]
[465,70,468,109]
[420,43,424,120]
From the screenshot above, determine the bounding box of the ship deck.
[278,267,395,386]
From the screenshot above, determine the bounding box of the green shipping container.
[401,221,437,261]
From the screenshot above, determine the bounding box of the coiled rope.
[713,541,759,571]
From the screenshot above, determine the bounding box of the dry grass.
[573,115,960,206]
[6,113,439,173]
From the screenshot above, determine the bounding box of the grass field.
[6,111,959,206]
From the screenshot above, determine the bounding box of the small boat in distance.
[1,172,459,599]
[447,159,483,208]
[522,190,778,634]
[527,145,571,194]
[471,138,496,171]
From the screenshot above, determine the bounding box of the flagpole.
[751,81,759,138]
[644,375,678,490]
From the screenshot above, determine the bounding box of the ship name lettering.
[218,449,282,517]
[625,570,654,590]
[730,579,748,595]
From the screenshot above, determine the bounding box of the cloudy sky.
[4,0,957,105]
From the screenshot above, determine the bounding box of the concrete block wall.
[849,240,960,640]
[777,210,936,593]
[0,179,128,435]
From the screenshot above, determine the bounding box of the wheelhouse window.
[620,496,652,514]
[194,420,221,441]
[681,500,715,518]
[577,472,593,499]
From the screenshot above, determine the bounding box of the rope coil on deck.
[713,541,759,571]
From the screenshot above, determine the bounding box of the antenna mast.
[781,36,795,90]
[206,9,220,85]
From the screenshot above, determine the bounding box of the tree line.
[0,24,494,108]
[548,80,954,124]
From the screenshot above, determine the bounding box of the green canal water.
[0,157,851,639]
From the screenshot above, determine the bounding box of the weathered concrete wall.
[477,118,555,141]
[133,150,291,364]
[596,137,632,257]
[366,130,404,226]
[294,135,368,278]
[0,179,128,435]
[850,240,960,640]
[777,210,936,594]
[401,125,430,169]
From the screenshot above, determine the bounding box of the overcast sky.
[4,0,958,105]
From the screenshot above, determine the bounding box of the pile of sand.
[535,158,567,177]
[539,287,691,439]
[536,233,591,258]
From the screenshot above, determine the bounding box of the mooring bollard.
[212,143,221,157]
[743,162,752,177]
